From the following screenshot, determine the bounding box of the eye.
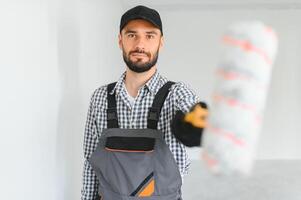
[146,34,155,39]
[127,33,135,38]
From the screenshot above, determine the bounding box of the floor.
[182,160,301,200]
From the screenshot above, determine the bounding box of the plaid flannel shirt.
[81,69,201,199]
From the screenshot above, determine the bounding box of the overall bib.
[88,81,183,200]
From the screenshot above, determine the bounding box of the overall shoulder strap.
[147,81,176,129]
[107,82,119,128]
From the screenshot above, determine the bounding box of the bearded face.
[119,19,163,73]
[122,46,159,73]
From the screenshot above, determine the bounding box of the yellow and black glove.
[171,102,208,147]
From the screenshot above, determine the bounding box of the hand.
[184,102,208,128]
[171,102,209,147]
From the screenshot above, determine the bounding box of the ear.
[159,36,164,51]
[118,33,122,50]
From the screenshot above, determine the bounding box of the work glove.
[171,102,208,147]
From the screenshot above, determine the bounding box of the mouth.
[131,52,148,58]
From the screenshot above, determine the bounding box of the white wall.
[0,0,123,200]
[57,0,124,199]
[0,1,60,199]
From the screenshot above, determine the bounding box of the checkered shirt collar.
[109,68,162,96]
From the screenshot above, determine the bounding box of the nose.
[134,36,146,50]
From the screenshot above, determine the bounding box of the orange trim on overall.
[105,147,154,153]
[138,179,155,197]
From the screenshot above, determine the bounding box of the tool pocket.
[105,136,155,152]
[103,136,156,197]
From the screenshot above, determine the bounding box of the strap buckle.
[107,107,117,121]
[148,107,159,121]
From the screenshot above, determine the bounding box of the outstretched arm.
[170,82,208,147]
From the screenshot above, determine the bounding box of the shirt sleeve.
[81,89,100,200]
[173,81,201,113]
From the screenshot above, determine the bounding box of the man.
[81,5,208,200]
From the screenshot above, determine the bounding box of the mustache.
[129,49,151,57]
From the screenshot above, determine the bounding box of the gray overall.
[88,81,183,200]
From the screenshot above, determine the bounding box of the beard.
[122,47,159,73]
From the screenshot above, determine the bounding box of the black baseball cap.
[120,5,163,35]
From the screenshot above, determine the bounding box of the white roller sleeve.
[202,21,278,176]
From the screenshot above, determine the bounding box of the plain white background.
[0,0,300,199]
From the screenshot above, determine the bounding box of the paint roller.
[201,21,278,176]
